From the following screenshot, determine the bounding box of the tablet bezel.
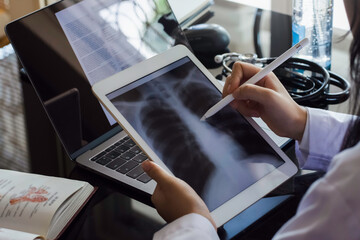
[92,44,298,227]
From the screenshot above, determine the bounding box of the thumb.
[141,160,171,185]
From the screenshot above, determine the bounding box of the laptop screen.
[6,0,190,159]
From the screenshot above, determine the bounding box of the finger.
[233,62,262,82]
[222,62,245,98]
[232,83,274,104]
[246,99,259,110]
[151,185,163,205]
[231,100,261,117]
[222,75,231,97]
[224,62,264,98]
[228,62,243,91]
[141,160,171,185]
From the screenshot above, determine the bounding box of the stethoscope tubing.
[218,54,350,106]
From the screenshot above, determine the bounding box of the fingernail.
[141,160,151,172]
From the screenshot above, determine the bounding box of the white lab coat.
[153,107,360,240]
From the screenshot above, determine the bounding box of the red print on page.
[9,187,49,205]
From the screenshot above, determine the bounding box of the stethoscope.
[214,52,351,108]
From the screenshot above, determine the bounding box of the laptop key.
[105,145,116,152]
[137,173,152,183]
[123,139,136,147]
[90,151,106,161]
[96,156,112,165]
[120,151,136,160]
[129,146,142,154]
[133,154,147,163]
[106,158,126,170]
[106,151,121,159]
[126,165,144,179]
[115,145,130,153]
[116,160,138,174]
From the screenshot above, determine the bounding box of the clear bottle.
[292,0,334,69]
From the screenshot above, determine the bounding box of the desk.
[21,1,351,240]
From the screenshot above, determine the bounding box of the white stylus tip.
[200,115,206,121]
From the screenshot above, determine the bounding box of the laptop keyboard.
[90,136,152,183]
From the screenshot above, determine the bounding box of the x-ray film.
[106,57,284,211]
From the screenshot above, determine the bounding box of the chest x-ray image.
[107,57,284,211]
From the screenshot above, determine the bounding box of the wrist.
[293,106,308,141]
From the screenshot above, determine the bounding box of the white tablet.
[92,45,298,227]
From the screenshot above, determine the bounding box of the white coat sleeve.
[295,107,354,171]
[273,142,360,240]
[153,213,219,240]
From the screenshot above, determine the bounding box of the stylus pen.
[200,38,309,121]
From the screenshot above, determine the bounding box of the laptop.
[5,0,190,191]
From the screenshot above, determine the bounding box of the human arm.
[143,110,355,239]
[274,142,360,240]
[224,61,354,170]
[141,160,218,240]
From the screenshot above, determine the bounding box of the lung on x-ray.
[107,57,284,211]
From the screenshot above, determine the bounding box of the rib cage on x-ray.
[111,60,283,206]
[140,95,214,194]
[175,74,272,157]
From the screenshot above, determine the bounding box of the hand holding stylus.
[219,56,309,142]
[200,38,309,121]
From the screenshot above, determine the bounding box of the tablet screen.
[106,57,284,211]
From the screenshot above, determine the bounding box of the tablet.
[92,45,298,227]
